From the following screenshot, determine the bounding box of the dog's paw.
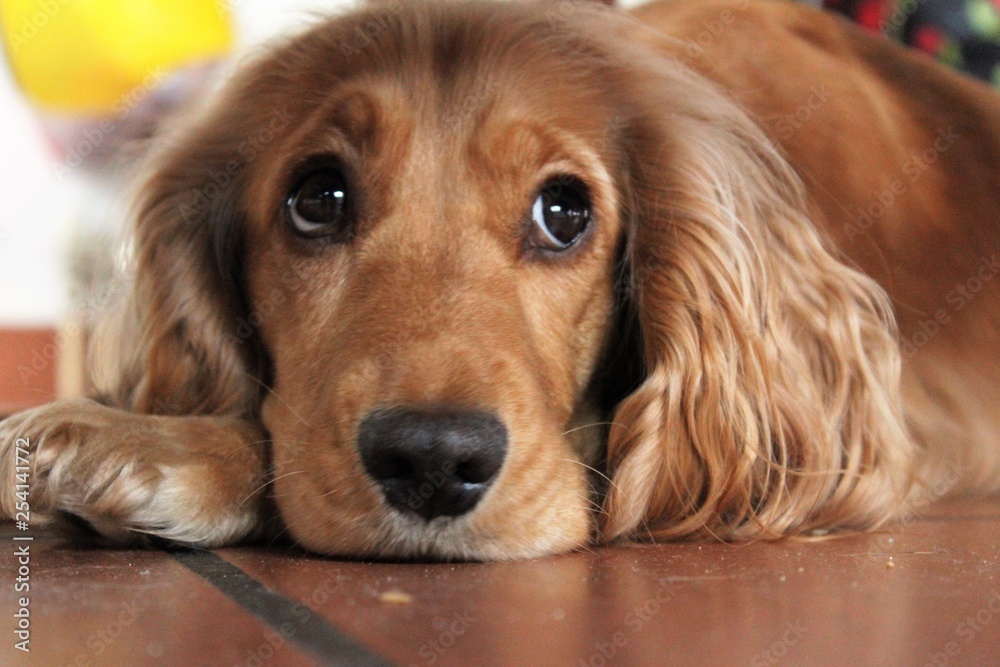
[1,399,269,547]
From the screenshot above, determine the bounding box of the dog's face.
[128,0,910,560]
[236,3,630,559]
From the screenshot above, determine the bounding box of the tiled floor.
[2,497,999,666]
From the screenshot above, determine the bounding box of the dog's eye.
[529,178,592,251]
[287,169,350,239]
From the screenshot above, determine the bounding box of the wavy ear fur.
[88,6,416,418]
[600,61,916,541]
[90,81,268,417]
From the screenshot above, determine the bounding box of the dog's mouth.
[362,511,518,563]
[272,409,601,561]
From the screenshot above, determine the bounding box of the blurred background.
[0,0,997,413]
[0,0,366,411]
[0,0,355,327]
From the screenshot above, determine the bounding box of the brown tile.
[224,497,1000,667]
[0,328,59,415]
[3,497,998,667]
[0,527,315,666]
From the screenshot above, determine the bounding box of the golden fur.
[2,0,998,560]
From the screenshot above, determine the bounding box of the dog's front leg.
[0,399,271,547]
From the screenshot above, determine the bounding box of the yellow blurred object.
[0,0,233,114]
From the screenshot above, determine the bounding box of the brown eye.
[287,168,350,239]
[529,177,592,251]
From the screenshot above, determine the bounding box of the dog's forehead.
[263,0,622,127]
[236,1,627,247]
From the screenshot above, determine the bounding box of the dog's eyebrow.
[323,90,382,150]
[469,116,614,199]
[467,117,560,183]
[286,86,391,158]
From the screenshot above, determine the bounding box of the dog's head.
[108,0,911,559]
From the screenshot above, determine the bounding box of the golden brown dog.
[2,0,999,560]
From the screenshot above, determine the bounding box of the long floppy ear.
[90,5,408,418]
[600,63,916,541]
[90,81,272,418]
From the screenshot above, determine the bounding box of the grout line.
[172,549,396,667]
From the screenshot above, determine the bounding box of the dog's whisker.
[221,438,273,461]
[243,372,313,428]
[563,457,616,489]
[268,521,296,545]
[240,470,305,506]
[576,492,606,515]
[561,421,616,436]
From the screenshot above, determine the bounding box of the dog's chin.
[279,501,593,562]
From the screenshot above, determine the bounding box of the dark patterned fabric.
[818,0,1000,88]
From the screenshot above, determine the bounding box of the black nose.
[357,408,508,521]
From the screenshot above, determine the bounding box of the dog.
[2,0,998,561]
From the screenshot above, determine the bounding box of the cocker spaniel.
[2,0,999,561]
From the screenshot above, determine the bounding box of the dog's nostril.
[455,459,493,485]
[375,454,414,481]
[357,408,508,521]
